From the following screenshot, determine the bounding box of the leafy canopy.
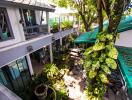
[52,0,97,31]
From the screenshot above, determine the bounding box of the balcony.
[23,24,48,40]
[52,28,76,40]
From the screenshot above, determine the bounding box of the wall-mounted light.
[27,45,33,53]
[19,18,24,24]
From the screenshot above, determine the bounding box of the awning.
[0,0,55,12]
[117,46,132,94]
[74,27,98,44]
[74,16,132,44]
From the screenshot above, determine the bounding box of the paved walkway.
[63,67,129,100]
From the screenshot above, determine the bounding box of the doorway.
[30,47,50,74]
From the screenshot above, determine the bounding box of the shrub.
[61,20,73,30]
[51,21,59,33]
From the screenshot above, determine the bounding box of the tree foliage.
[51,0,131,99]
[52,0,97,31]
[83,0,131,99]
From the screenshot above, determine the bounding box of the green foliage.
[84,47,93,56]
[43,63,68,99]
[89,70,97,79]
[83,31,118,99]
[101,64,111,75]
[107,46,118,59]
[51,21,59,33]
[21,63,69,100]
[61,20,73,30]
[93,42,105,51]
[99,73,109,84]
[105,58,117,70]
[43,64,60,81]
[53,0,97,31]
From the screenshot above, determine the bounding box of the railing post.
[46,12,53,62]
[59,16,63,46]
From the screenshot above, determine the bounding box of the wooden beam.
[0,34,53,67]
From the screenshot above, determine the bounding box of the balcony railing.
[23,24,48,40]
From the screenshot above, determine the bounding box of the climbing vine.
[82,0,131,99]
[83,31,118,99]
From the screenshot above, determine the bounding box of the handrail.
[23,24,48,30]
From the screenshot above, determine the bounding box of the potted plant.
[34,84,48,100]
[51,21,59,33]
[34,84,57,100]
[61,21,73,30]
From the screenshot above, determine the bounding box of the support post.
[26,54,34,75]
[46,12,53,63]
[46,12,50,33]
[60,38,62,46]
[49,44,53,63]
[59,16,63,46]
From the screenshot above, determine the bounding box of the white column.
[26,54,34,75]
[46,12,50,33]
[59,16,63,46]
[47,12,53,62]
[49,44,53,63]
[60,38,63,46]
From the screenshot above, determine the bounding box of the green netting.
[74,16,132,44]
[117,46,132,94]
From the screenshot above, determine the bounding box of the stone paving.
[63,67,129,100]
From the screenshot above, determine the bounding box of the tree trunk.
[79,12,90,31]
[97,0,103,32]
[108,15,122,33]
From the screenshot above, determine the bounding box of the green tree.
[83,0,131,99]
[52,0,97,31]
[51,0,131,99]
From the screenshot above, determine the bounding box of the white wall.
[115,30,132,47]
[0,83,22,100]
[35,10,47,25]
[0,7,25,48]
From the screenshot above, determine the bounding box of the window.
[40,11,47,25]
[0,7,13,41]
[0,57,31,93]
[19,9,48,39]
[19,9,39,35]
[19,9,36,27]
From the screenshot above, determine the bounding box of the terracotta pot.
[34,84,48,100]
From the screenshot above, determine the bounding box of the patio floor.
[64,66,129,100]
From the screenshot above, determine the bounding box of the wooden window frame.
[0,7,14,42]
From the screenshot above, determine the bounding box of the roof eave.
[0,1,55,12]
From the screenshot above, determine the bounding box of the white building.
[0,0,77,99]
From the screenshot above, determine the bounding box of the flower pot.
[34,84,48,100]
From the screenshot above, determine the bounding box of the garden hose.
[48,85,56,100]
